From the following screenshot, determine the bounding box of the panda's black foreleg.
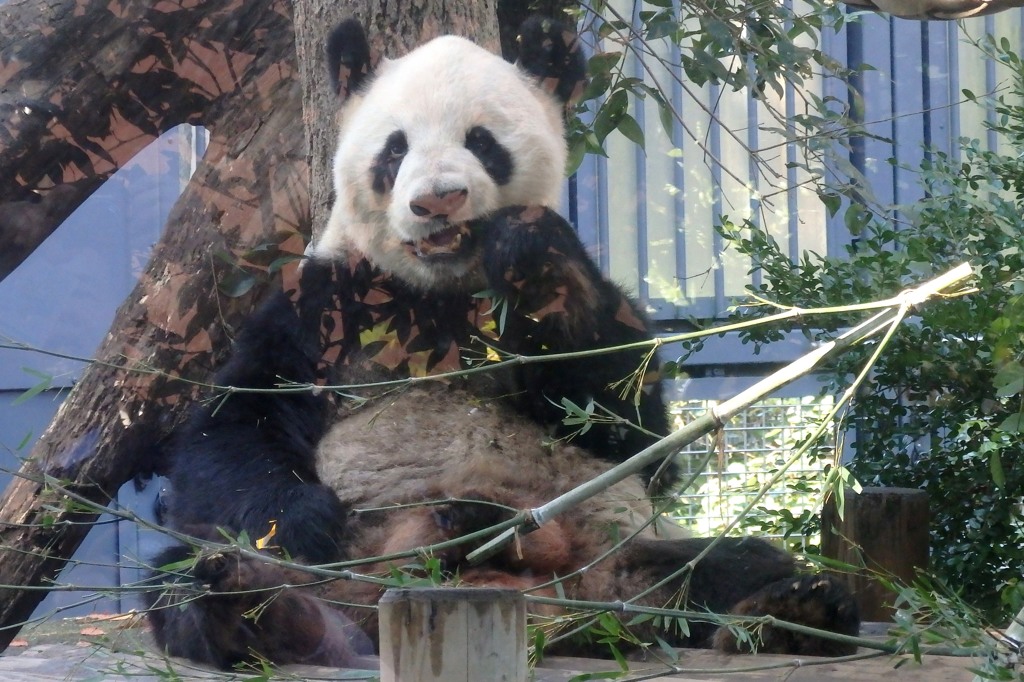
[483,206,642,353]
[481,206,670,479]
[161,275,348,564]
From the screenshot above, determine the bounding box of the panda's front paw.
[482,206,583,287]
[193,548,245,590]
[714,573,861,656]
[193,548,285,598]
[482,206,603,335]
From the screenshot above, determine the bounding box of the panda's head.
[313,18,585,292]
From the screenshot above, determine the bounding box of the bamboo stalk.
[466,262,974,564]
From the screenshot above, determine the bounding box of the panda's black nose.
[410,189,468,219]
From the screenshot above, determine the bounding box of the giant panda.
[144,17,860,670]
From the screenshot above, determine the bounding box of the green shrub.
[719,37,1024,621]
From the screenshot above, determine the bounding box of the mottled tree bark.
[0,0,497,651]
[1,0,289,282]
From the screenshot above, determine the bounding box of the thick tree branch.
[0,0,292,281]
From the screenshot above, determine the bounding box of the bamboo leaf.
[13,368,53,406]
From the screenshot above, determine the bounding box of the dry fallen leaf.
[255,519,278,550]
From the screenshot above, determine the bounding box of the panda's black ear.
[515,16,587,108]
[326,19,373,103]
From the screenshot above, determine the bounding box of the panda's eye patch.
[465,126,513,186]
[384,130,408,158]
[465,126,495,154]
[371,130,408,194]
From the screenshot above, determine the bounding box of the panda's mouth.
[404,223,476,261]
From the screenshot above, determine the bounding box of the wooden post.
[822,486,930,621]
[378,587,527,682]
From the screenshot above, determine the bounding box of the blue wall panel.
[0,127,196,617]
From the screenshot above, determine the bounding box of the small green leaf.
[588,51,623,76]
[843,203,870,235]
[582,72,614,102]
[998,413,1023,434]
[16,430,33,450]
[658,100,676,140]
[993,361,1024,398]
[608,642,628,670]
[654,635,679,659]
[820,192,841,217]
[532,626,546,662]
[990,449,1006,489]
[218,269,258,298]
[156,557,199,574]
[566,135,588,175]
[616,113,645,148]
[13,369,53,406]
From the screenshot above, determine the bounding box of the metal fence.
[668,394,837,543]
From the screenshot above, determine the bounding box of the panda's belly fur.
[315,383,678,546]
[309,383,686,644]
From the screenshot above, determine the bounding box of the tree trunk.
[0,0,497,652]
[822,487,930,621]
[0,0,305,647]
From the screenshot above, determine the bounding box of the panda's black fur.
[144,17,860,669]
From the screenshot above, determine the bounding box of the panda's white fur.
[313,35,567,291]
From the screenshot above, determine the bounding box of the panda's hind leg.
[713,573,861,656]
[584,536,860,656]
